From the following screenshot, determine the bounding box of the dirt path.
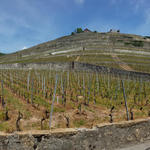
[75,56,80,62]
[111,53,134,71]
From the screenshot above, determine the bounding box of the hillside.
[0,53,5,56]
[1,32,150,73]
[0,32,150,135]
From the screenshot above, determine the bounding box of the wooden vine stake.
[44,77,46,97]
[87,74,91,105]
[1,80,5,108]
[61,73,64,104]
[31,78,34,105]
[121,80,129,121]
[96,72,99,93]
[49,74,58,129]
[27,72,30,91]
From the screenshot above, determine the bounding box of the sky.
[0,0,150,53]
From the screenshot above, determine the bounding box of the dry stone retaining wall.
[0,62,150,80]
[0,119,150,150]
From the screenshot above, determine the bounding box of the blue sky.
[0,0,150,53]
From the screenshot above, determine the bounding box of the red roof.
[84,28,91,32]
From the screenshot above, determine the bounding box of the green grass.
[4,89,24,110]
[33,95,50,108]
[0,122,9,132]
[0,111,5,121]
[54,107,65,113]
[2,88,33,119]
[73,119,86,127]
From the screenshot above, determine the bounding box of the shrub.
[124,41,144,47]
[132,41,144,47]
[144,36,150,39]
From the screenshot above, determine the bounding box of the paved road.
[117,140,150,150]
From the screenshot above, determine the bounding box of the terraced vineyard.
[0,69,150,132]
[0,32,150,73]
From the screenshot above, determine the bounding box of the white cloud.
[135,9,150,35]
[22,46,27,50]
[127,0,150,35]
[75,0,85,5]
[129,0,147,13]
[110,0,147,12]
[127,0,150,17]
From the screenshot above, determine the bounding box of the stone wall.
[0,62,150,80]
[74,62,150,80]
[0,118,150,150]
[0,62,70,70]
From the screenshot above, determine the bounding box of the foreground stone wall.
[0,119,150,150]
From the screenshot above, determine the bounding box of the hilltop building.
[84,28,92,33]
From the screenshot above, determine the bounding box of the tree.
[71,28,83,35]
[76,28,83,33]
[0,53,5,56]
[71,32,75,35]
